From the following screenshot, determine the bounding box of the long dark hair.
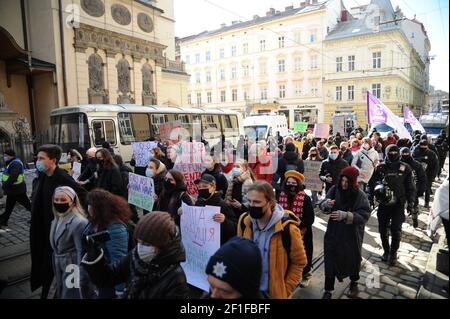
[96,149,116,170]
[87,189,131,229]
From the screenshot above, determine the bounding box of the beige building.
[323,0,430,127]
[179,0,344,128]
[0,0,188,162]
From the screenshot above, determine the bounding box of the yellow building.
[323,0,430,127]
[0,0,188,161]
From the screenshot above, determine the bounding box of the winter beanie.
[134,211,176,248]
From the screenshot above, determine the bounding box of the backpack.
[239,210,300,264]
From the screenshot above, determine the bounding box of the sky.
[174,0,449,92]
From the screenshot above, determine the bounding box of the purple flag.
[367,92,387,124]
[404,106,416,124]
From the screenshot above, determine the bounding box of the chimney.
[266,7,275,16]
[285,5,294,11]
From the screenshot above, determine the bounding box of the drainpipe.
[58,0,68,106]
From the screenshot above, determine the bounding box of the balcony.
[162,58,188,75]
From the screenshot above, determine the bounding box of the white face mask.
[137,243,158,263]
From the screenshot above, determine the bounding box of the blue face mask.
[232,168,241,177]
[36,161,47,173]
[145,168,154,178]
[329,153,338,161]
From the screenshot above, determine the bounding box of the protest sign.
[72,162,81,180]
[132,141,158,167]
[180,203,221,292]
[159,121,182,141]
[303,161,323,192]
[174,162,204,197]
[294,122,308,133]
[128,173,155,211]
[313,124,330,139]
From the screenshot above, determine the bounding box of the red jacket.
[249,154,273,184]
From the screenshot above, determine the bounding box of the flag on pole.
[404,105,425,133]
[367,91,412,140]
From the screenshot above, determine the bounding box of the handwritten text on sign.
[72,162,82,180]
[132,141,158,167]
[303,161,323,192]
[180,203,221,292]
[128,173,155,211]
[174,162,204,197]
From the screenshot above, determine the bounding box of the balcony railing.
[162,58,186,73]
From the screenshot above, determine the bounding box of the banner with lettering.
[128,173,155,211]
[303,160,323,192]
[132,141,158,167]
[294,122,308,133]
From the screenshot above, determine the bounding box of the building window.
[205,51,211,62]
[242,65,249,77]
[336,57,343,72]
[260,87,267,100]
[348,85,354,100]
[294,57,302,71]
[278,59,285,73]
[196,93,202,106]
[311,55,318,69]
[195,53,200,64]
[232,89,238,101]
[231,66,237,79]
[207,92,212,103]
[243,43,249,54]
[310,30,317,43]
[260,40,266,52]
[195,72,201,84]
[185,55,190,64]
[187,94,192,105]
[279,85,286,98]
[373,52,381,69]
[295,84,302,96]
[206,71,211,82]
[311,82,318,97]
[279,36,285,48]
[220,68,226,80]
[231,45,236,57]
[336,86,342,101]
[372,83,381,98]
[220,90,226,102]
[348,55,355,71]
[220,48,225,59]
[259,62,267,75]
[243,90,249,100]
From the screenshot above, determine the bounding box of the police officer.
[0,149,31,227]
[413,139,439,209]
[370,145,415,266]
[400,147,426,228]
[435,132,449,178]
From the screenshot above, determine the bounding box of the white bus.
[49,104,244,161]
[243,113,289,141]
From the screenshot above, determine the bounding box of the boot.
[380,233,390,262]
[322,291,332,299]
[412,216,418,229]
[389,231,402,266]
[347,281,360,298]
[389,251,398,266]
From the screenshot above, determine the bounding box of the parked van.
[243,113,289,141]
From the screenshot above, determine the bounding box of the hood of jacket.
[283,151,299,163]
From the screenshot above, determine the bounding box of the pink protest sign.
[313,124,330,139]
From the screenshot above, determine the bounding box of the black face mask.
[285,185,299,195]
[419,147,427,152]
[54,203,70,214]
[387,153,399,162]
[164,180,176,191]
[198,188,212,200]
[96,159,104,166]
[249,206,265,219]
[401,155,411,162]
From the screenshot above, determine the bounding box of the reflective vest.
[2,159,24,185]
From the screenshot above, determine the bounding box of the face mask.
[137,243,158,263]
[419,147,427,152]
[36,161,47,173]
[198,188,212,200]
[387,153,399,162]
[164,180,175,190]
[96,159,104,165]
[329,153,338,161]
[231,168,241,177]
[285,185,298,195]
[54,202,71,214]
[363,144,371,150]
[401,155,411,162]
[310,153,317,157]
[249,205,265,219]
[145,168,154,178]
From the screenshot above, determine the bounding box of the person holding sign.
[95,149,125,198]
[82,212,189,299]
[237,181,307,299]
[201,154,228,199]
[205,237,263,299]
[277,171,315,288]
[193,174,237,245]
[146,158,167,199]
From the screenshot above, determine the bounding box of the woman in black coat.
[201,155,228,199]
[95,149,125,197]
[320,166,370,299]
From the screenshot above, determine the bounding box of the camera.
[86,230,111,245]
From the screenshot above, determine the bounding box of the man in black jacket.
[1,149,31,227]
[30,144,87,299]
[400,147,427,228]
[276,142,305,186]
[194,174,236,245]
[413,140,439,208]
[320,145,349,194]
[435,134,449,178]
[77,147,97,191]
[370,145,416,266]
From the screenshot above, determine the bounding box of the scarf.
[278,191,305,217]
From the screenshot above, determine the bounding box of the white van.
[243,113,289,140]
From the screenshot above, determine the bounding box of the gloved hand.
[85,236,102,262]
[330,210,348,222]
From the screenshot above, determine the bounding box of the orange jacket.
[237,210,307,299]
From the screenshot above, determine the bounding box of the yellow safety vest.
[2,159,24,185]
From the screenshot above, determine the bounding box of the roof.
[180,2,327,43]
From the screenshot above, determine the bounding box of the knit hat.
[385,144,400,156]
[340,166,359,190]
[205,237,262,298]
[285,170,305,184]
[134,212,176,249]
[419,139,428,147]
